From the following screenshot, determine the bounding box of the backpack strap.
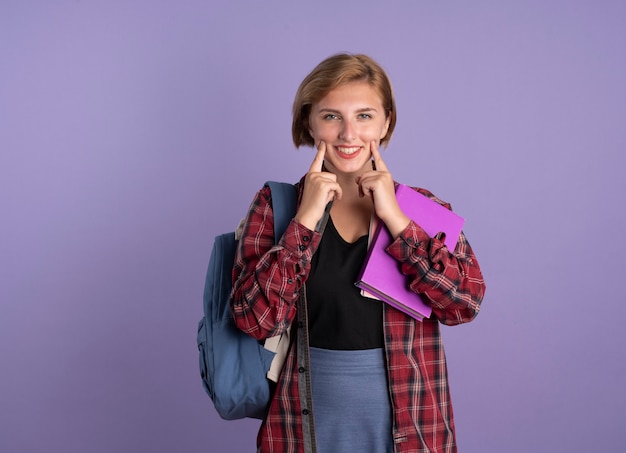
[265,181,297,245]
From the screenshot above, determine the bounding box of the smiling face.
[308,81,391,176]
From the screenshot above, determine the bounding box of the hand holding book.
[355,184,465,320]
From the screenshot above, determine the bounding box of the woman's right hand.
[294,141,342,231]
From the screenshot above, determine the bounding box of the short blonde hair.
[292,53,397,148]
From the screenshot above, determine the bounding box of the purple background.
[1,1,625,452]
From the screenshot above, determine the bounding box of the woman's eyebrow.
[316,107,378,113]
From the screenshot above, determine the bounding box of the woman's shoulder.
[254,178,302,196]
[400,183,453,211]
[252,178,303,210]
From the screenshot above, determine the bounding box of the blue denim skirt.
[309,347,394,453]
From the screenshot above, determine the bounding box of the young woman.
[231,53,486,453]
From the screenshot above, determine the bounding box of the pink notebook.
[355,184,465,320]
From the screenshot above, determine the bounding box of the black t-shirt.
[306,216,385,350]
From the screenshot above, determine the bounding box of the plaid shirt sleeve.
[386,187,486,325]
[230,185,321,340]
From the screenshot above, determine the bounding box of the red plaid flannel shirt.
[231,177,486,453]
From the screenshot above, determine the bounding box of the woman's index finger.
[309,141,326,173]
[370,141,388,172]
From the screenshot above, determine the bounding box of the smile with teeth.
[336,146,361,155]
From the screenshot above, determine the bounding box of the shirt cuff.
[386,219,432,260]
[279,219,320,262]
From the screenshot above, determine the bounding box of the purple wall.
[2,1,625,452]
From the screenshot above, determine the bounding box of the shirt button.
[298,245,306,251]
[303,235,310,242]
[302,409,310,415]
[287,278,293,284]
[298,367,305,373]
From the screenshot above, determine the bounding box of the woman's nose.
[338,120,356,141]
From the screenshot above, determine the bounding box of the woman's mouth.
[335,146,362,158]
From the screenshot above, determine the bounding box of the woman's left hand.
[356,141,411,238]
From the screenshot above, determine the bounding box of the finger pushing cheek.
[370,140,389,172]
[309,140,327,173]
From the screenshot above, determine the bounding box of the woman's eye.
[358,113,372,119]
[323,114,339,120]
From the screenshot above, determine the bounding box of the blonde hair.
[292,53,397,148]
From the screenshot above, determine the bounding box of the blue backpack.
[197,181,297,420]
